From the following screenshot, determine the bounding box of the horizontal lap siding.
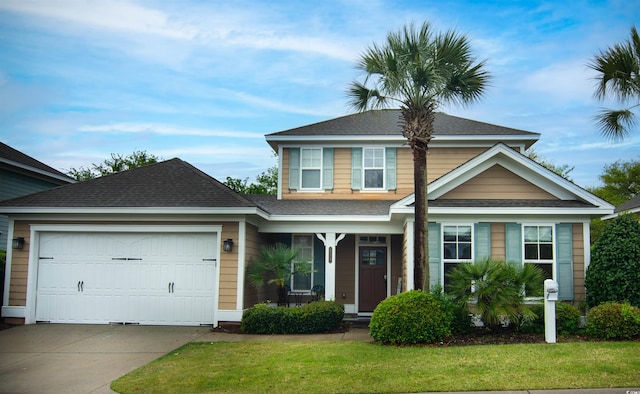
[440,165,557,200]
[282,146,487,200]
[335,235,355,304]
[8,222,30,306]
[218,223,239,310]
[490,223,506,261]
[573,223,585,302]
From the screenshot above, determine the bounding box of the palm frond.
[596,108,636,142]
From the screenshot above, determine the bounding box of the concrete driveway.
[0,324,210,394]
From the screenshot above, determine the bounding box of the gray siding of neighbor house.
[0,169,62,249]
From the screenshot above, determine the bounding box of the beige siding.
[573,223,585,302]
[218,222,239,310]
[440,165,557,200]
[390,235,403,295]
[335,235,356,304]
[8,221,30,307]
[490,223,506,261]
[281,146,487,200]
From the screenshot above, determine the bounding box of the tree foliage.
[347,21,490,290]
[588,26,640,141]
[585,215,640,308]
[67,150,161,181]
[224,165,277,195]
[588,158,640,206]
[526,149,574,181]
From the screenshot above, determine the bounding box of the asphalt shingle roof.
[247,195,394,216]
[0,158,255,208]
[615,194,640,212]
[266,109,539,137]
[0,142,73,181]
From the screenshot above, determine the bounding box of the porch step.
[343,315,371,329]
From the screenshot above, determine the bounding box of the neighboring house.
[0,110,614,326]
[0,142,74,250]
[602,194,640,220]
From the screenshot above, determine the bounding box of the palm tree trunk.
[413,146,429,291]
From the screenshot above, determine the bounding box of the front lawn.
[112,341,640,393]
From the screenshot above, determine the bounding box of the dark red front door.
[359,247,387,312]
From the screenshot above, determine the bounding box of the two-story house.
[0,109,613,326]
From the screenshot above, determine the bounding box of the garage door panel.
[36,232,218,326]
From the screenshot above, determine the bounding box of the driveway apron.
[0,324,209,394]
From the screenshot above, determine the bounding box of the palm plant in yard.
[588,26,640,141]
[348,21,490,290]
[246,243,313,305]
[446,258,544,328]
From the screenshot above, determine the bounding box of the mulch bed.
[212,322,596,346]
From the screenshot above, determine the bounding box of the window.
[300,148,322,189]
[291,234,314,291]
[443,225,472,287]
[524,225,554,280]
[363,148,384,189]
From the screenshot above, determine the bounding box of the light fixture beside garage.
[12,237,25,250]
[223,238,234,252]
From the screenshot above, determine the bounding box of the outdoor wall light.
[223,238,234,252]
[12,237,25,250]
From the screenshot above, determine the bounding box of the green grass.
[112,341,640,394]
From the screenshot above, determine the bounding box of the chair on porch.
[310,284,325,302]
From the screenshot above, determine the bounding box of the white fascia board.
[1,158,76,184]
[426,206,614,216]
[266,214,391,222]
[602,206,640,220]
[257,220,403,234]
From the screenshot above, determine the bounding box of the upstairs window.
[300,148,322,189]
[363,148,384,189]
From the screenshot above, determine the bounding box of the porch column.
[405,220,415,291]
[316,232,346,301]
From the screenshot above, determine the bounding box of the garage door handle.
[81,281,84,292]
[78,281,81,292]
[171,282,175,293]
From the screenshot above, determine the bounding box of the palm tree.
[348,22,490,290]
[588,26,640,141]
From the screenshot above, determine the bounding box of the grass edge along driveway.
[112,340,640,394]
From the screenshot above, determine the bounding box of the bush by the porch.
[519,302,582,335]
[369,290,452,345]
[241,301,344,334]
[586,302,640,340]
[585,214,640,308]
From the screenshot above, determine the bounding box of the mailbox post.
[544,279,559,343]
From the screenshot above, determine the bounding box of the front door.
[358,246,387,312]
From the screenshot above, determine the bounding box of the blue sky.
[0,0,638,189]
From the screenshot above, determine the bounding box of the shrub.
[431,284,472,335]
[519,302,582,335]
[585,215,640,308]
[369,290,451,345]
[446,258,543,328]
[586,302,640,340]
[241,301,344,334]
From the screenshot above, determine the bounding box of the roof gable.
[392,143,614,213]
[0,158,255,209]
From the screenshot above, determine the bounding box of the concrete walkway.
[0,324,636,394]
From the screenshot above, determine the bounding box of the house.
[0,109,614,326]
[0,142,75,250]
[602,194,640,220]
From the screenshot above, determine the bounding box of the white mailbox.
[544,279,559,301]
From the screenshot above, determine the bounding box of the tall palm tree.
[589,26,640,141]
[348,22,490,290]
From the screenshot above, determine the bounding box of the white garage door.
[35,232,218,326]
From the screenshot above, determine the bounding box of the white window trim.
[362,147,385,191]
[299,147,323,191]
[522,223,557,278]
[291,234,314,292]
[441,224,474,285]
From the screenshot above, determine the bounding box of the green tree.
[588,26,640,141]
[67,150,161,181]
[224,165,277,195]
[526,149,574,181]
[348,21,490,290]
[588,158,640,206]
[585,215,640,308]
[446,258,544,328]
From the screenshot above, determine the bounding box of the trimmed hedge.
[241,301,344,334]
[519,302,582,335]
[586,302,640,340]
[369,290,452,345]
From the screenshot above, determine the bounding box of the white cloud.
[78,123,264,139]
